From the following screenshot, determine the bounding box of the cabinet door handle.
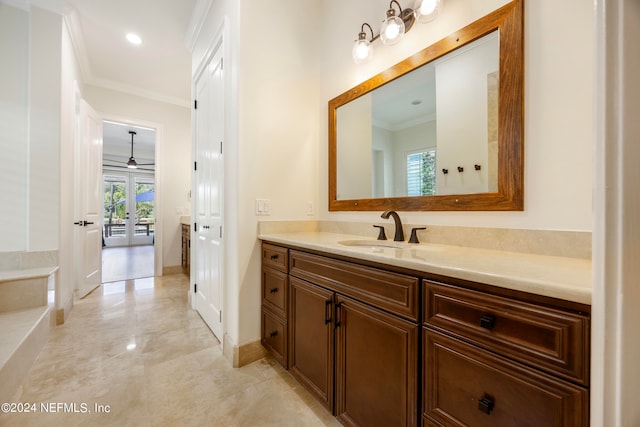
[270,254,279,260]
[334,302,342,327]
[325,299,332,324]
[269,330,278,338]
[478,395,494,414]
[269,287,278,294]
[480,315,496,330]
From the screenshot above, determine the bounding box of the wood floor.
[102,245,154,283]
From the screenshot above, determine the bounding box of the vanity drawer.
[262,243,288,273]
[262,267,288,317]
[261,306,287,368]
[423,329,588,427]
[424,280,589,385]
[290,250,419,321]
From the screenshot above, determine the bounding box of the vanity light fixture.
[353,23,375,64]
[352,0,442,63]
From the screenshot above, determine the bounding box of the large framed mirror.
[329,0,523,211]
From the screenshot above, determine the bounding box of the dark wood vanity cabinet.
[422,280,590,426]
[284,248,419,426]
[261,243,289,367]
[181,224,190,275]
[260,242,591,427]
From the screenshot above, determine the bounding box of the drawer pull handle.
[325,300,332,324]
[269,287,278,294]
[480,315,495,330]
[270,254,279,260]
[478,395,494,414]
[335,302,343,327]
[269,330,278,338]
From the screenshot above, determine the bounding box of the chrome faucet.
[381,210,404,242]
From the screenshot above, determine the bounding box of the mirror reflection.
[336,31,499,201]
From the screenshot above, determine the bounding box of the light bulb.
[415,0,442,23]
[352,39,373,64]
[380,13,405,45]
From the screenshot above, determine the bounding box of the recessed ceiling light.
[126,33,142,45]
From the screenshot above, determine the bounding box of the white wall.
[235,0,321,348]
[29,7,61,251]
[337,95,372,199]
[434,34,498,195]
[319,0,593,232]
[84,86,191,270]
[0,3,29,252]
[0,4,62,253]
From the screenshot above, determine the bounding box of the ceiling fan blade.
[137,162,155,166]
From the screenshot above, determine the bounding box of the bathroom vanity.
[259,231,590,427]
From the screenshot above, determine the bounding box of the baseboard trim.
[162,265,183,276]
[222,335,267,368]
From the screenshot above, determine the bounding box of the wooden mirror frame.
[329,0,523,211]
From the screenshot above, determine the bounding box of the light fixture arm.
[359,22,376,42]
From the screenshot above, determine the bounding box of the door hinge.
[219,226,222,239]
[220,141,223,155]
[194,283,197,293]
[194,161,197,171]
[219,311,222,322]
[221,58,223,71]
[194,222,197,231]
[194,99,198,109]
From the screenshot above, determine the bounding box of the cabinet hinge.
[194,99,198,109]
[194,161,197,171]
[194,222,197,231]
[194,283,197,293]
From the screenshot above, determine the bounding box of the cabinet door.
[288,277,335,411]
[335,295,419,427]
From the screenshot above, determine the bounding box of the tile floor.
[101,245,155,283]
[0,274,340,426]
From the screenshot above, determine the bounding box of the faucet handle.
[373,225,387,241]
[408,227,427,244]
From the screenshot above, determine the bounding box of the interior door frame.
[100,115,164,278]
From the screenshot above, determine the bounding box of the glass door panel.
[131,176,154,245]
[103,174,130,246]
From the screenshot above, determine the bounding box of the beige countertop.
[258,231,592,305]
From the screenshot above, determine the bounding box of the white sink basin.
[338,239,409,249]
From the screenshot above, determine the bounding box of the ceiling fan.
[104,130,155,171]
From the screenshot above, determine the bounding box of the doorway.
[101,121,156,283]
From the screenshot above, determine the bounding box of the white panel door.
[194,42,224,341]
[76,100,103,298]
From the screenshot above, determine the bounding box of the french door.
[103,172,155,247]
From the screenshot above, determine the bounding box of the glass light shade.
[380,14,405,45]
[352,38,373,64]
[414,0,442,23]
